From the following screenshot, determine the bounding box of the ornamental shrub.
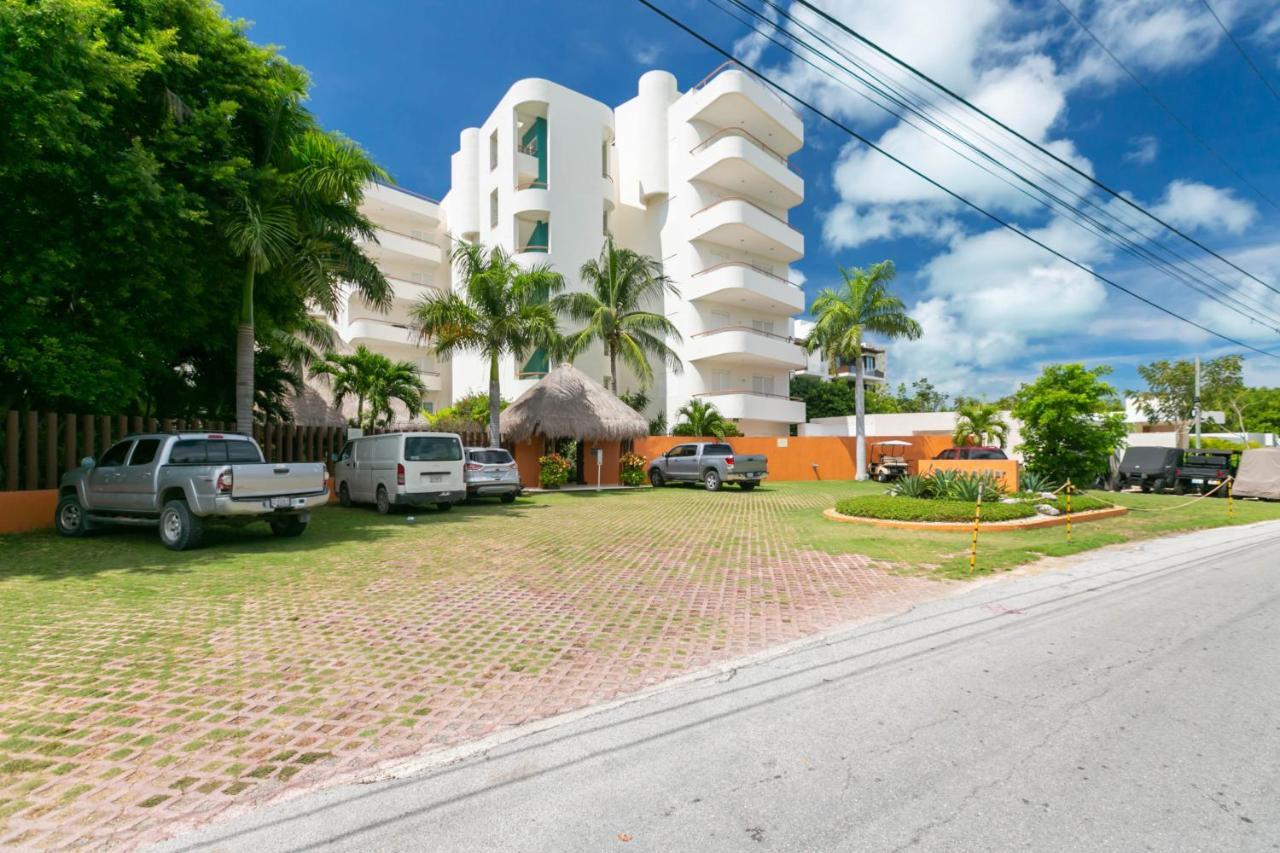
[834,496,1036,523]
[619,452,646,487]
[538,453,572,488]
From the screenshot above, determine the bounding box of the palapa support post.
[968,484,983,576]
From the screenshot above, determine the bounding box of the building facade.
[793,318,888,387]
[317,67,809,435]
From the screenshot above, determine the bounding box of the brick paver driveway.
[0,482,947,849]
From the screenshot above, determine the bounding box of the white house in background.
[315,67,809,436]
[791,319,888,385]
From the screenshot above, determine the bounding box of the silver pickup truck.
[56,432,330,550]
[647,442,768,491]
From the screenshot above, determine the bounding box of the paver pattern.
[0,483,946,849]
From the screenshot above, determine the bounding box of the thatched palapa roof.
[500,363,648,442]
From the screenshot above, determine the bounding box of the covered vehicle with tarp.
[1232,448,1280,500]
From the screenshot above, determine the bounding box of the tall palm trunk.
[854,357,867,480]
[234,261,256,435]
[488,352,501,447]
[609,342,618,393]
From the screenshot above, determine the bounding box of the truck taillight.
[465,462,483,472]
[725,455,735,467]
[397,463,405,486]
[216,470,233,493]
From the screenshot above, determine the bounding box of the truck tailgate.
[229,462,327,499]
[728,454,767,475]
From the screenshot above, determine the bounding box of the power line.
[713,0,1280,334]
[631,0,1280,359]
[1053,0,1280,213]
[786,0,1280,299]
[1198,0,1280,105]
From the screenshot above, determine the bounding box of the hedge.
[833,494,1114,523]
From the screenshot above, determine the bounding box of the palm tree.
[412,243,564,445]
[806,261,922,480]
[555,236,682,393]
[674,398,732,439]
[953,400,1009,447]
[226,64,390,435]
[312,346,425,431]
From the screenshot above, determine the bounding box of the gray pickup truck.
[647,442,768,491]
[56,432,330,550]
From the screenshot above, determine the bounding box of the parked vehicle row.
[1115,447,1236,495]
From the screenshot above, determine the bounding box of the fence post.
[64,414,77,474]
[5,410,17,492]
[968,485,983,576]
[99,415,112,450]
[45,412,58,489]
[24,411,39,491]
[1065,481,1074,543]
[82,415,96,461]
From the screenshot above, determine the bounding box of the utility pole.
[1193,356,1202,450]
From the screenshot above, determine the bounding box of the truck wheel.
[55,495,93,538]
[500,493,516,504]
[703,469,722,492]
[1172,481,1187,496]
[159,500,204,551]
[270,516,307,538]
[375,485,392,515]
[1140,481,1152,493]
[739,482,757,492]
[1112,478,1125,492]
[1151,477,1166,494]
[649,469,665,488]
[338,483,352,508]
[436,502,453,512]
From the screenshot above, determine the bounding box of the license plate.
[1192,478,1205,484]
[271,497,292,508]
[427,474,443,484]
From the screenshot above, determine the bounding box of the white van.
[334,432,465,514]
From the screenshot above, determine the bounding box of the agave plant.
[1018,469,1058,494]
[889,474,933,499]
[924,469,961,498]
[946,472,1007,502]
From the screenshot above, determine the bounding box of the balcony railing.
[692,196,797,230]
[517,141,540,157]
[515,180,547,191]
[689,127,798,174]
[692,261,803,290]
[378,226,436,244]
[372,179,441,205]
[519,244,549,254]
[691,324,796,344]
[691,60,803,121]
[694,388,800,402]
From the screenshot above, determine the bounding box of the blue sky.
[221,0,1280,399]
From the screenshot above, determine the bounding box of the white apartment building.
[320,67,809,435]
[793,318,889,386]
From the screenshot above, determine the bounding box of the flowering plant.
[538,453,572,488]
[619,452,646,486]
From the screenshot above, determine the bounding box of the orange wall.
[633,435,958,481]
[0,489,59,535]
[510,438,623,488]
[917,458,1020,492]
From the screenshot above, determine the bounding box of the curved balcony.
[688,325,807,369]
[417,369,444,393]
[365,181,441,225]
[346,318,416,348]
[364,227,443,266]
[685,63,803,156]
[686,262,806,314]
[690,197,804,263]
[512,183,551,216]
[689,129,803,209]
[386,276,441,305]
[692,389,806,424]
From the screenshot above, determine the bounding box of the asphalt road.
[159,522,1280,852]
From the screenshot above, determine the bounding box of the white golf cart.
[867,440,912,482]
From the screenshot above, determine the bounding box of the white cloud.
[1124,134,1159,164]
[631,42,663,65]
[1151,180,1257,234]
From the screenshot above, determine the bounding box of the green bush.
[834,496,1037,523]
[538,453,572,488]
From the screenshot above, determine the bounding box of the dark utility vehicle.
[1115,447,1236,495]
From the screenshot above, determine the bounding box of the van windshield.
[405,436,462,462]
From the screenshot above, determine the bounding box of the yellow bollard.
[1065,480,1073,543]
[1228,476,1234,520]
[969,485,983,575]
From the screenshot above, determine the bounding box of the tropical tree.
[672,399,739,439]
[225,63,391,434]
[805,261,922,479]
[1012,364,1128,485]
[953,401,1009,447]
[312,346,425,431]
[412,243,564,445]
[555,236,683,393]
